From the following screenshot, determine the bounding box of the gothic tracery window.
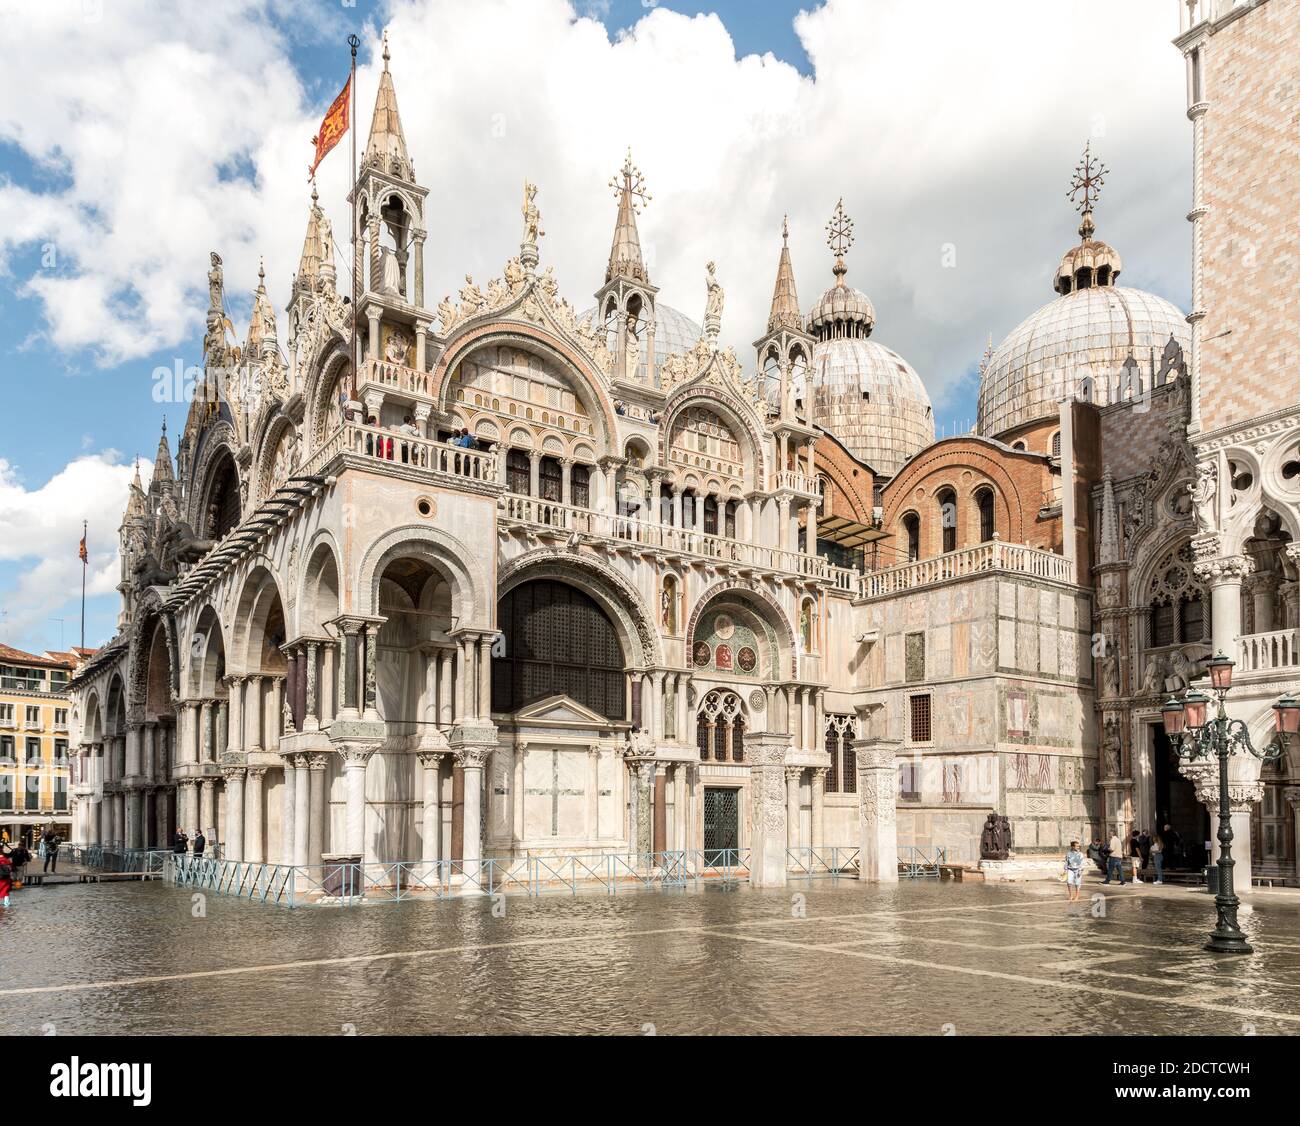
[1146,544,1210,649]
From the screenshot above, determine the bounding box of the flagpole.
[348,33,360,404]
[80,519,87,652]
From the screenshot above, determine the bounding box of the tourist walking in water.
[1129,829,1144,883]
[1151,833,1165,884]
[1064,840,1085,902]
[42,828,60,873]
[1103,830,1126,885]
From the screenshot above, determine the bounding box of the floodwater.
[3,875,1300,1035]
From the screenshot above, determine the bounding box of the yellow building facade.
[0,644,87,845]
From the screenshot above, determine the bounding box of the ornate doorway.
[703,787,739,857]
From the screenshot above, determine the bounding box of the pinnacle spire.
[295,185,326,288]
[1099,465,1120,564]
[606,149,651,284]
[363,29,414,183]
[765,215,802,334]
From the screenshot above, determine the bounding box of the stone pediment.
[513,694,609,727]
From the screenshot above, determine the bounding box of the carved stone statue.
[1140,653,1166,696]
[208,252,223,311]
[1166,649,1195,693]
[979,813,1012,861]
[437,295,457,333]
[282,696,294,736]
[458,274,484,313]
[1102,717,1122,778]
[1189,462,1217,533]
[703,260,724,344]
[1101,646,1120,698]
[521,180,544,246]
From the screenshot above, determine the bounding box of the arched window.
[492,580,626,718]
[660,485,674,525]
[976,487,995,543]
[724,500,737,539]
[937,488,957,554]
[539,456,563,502]
[903,513,920,562]
[1051,431,1061,458]
[703,494,719,536]
[571,463,590,508]
[506,449,530,495]
[682,491,696,528]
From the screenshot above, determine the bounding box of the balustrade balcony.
[1237,628,1300,675]
[306,422,498,487]
[772,469,819,496]
[498,494,857,588]
[358,357,433,399]
[861,540,1076,599]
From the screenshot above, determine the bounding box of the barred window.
[571,464,591,508]
[1150,601,1177,648]
[909,694,932,743]
[697,718,711,761]
[732,716,745,763]
[841,737,856,793]
[824,723,839,793]
[506,449,531,494]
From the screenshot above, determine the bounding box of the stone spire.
[606,149,651,284]
[150,419,174,496]
[248,260,279,354]
[362,30,414,183]
[1099,466,1121,564]
[295,184,326,291]
[765,216,802,334]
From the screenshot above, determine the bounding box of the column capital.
[221,767,246,783]
[308,753,331,772]
[417,750,448,769]
[1193,552,1253,584]
[246,767,268,782]
[784,765,804,782]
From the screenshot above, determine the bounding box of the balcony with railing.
[772,469,818,496]
[498,494,859,589]
[358,357,434,400]
[861,540,1076,599]
[1238,628,1299,675]
[305,422,499,488]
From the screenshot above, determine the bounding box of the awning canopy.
[817,514,892,549]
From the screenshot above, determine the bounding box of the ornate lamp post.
[1160,654,1299,954]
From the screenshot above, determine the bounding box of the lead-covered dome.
[799,201,934,477]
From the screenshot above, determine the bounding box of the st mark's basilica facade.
[68,3,1300,887]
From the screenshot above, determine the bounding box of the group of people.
[171,828,208,858]
[1065,826,1175,897]
[0,827,62,907]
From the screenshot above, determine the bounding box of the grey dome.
[578,302,702,381]
[796,337,935,478]
[977,286,1190,440]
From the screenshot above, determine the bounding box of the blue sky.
[0,0,1191,653]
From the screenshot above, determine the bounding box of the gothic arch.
[497,549,660,668]
[252,409,301,505]
[659,385,768,490]
[188,420,244,535]
[434,323,621,458]
[308,343,352,447]
[357,523,490,628]
[685,580,798,680]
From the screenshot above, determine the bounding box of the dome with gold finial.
[802,200,934,478]
[977,145,1189,442]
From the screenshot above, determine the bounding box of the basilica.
[68,3,1300,889]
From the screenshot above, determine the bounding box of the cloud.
[0,453,145,649]
[0,0,1191,416]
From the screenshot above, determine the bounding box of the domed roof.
[578,302,703,381]
[802,338,934,477]
[977,286,1190,439]
[794,199,933,477]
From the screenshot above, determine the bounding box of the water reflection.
[1,880,1297,1035]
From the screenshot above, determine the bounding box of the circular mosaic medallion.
[737,645,757,673]
[748,688,766,711]
[713,613,735,640]
[693,640,712,667]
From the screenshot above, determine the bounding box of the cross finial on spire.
[382,28,391,70]
[826,198,853,284]
[1067,141,1109,242]
[610,148,651,214]
[782,214,789,244]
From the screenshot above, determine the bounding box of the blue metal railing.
[897,845,946,878]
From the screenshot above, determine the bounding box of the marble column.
[308,754,328,866]
[226,676,243,754]
[747,734,789,887]
[304,642,320,731]
[635,761,654,858]
[811,767,826,847]
[477,636,494,718]
[438,649,454,727]
[653,765,667,859]
[459,749,487,878]
[223,769,245,862]
[199,778,216,840]
[1196,555,1251,659]
[293,754,310,866]
[341,746,371,858]
[419,752,443,871]
[245,768,266,864]
[126,789,143,849]
[363,629,380,721]
[245,676,264,752]
[200,700,213,763]
[155,786,170,848]
[269,676,285,750]
[785,766,802,853]
[856,737,899,883]
[281,756,296,865]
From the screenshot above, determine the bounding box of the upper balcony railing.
[773,469,818,496]
[359,357,433,399]
[499,494,858,590]
[861,540,1076,599]
[1180,0,1251,34]
[1237,628,1299,675]
[305,422,498,486]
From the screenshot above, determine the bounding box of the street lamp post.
[1161,654,1299,955]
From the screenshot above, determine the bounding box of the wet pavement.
[2,876,1299,1035]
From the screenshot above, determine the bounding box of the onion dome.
[803,200,934,477]
[977,146,1190,440]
